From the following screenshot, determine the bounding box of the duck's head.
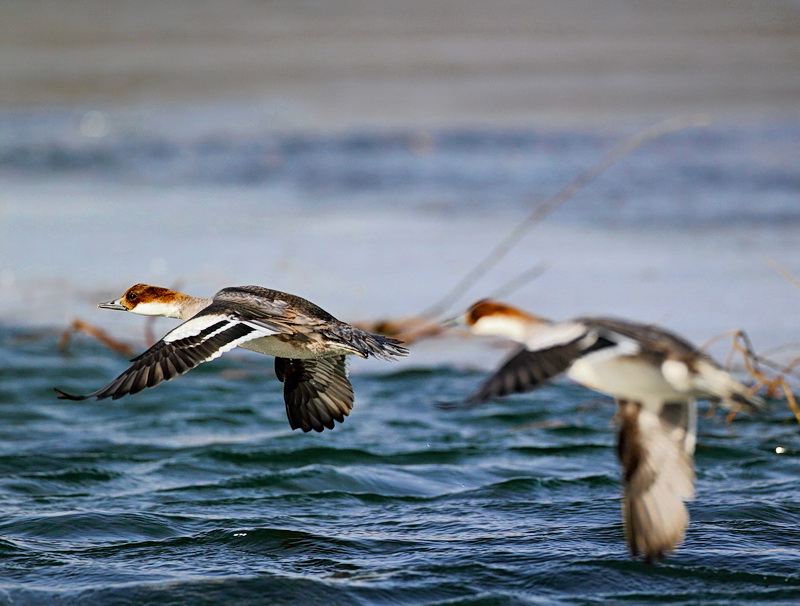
[462,299,547,342]
[99,283,186,318]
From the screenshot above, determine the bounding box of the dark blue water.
[2,326,799,605]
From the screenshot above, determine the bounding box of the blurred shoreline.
[2,0,799,130]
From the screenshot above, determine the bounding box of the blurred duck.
[56,284,407,433]
[456,299,762,561]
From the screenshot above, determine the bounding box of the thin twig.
[420,114,711,320]
[58,318,136,357]
[764,257,800,290]
[486,263,547,301]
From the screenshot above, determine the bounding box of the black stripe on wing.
[55,322,257,401]
[275,356,354,433]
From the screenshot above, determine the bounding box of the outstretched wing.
[617,400,696,562]
[55,313,277,401]
[464,343,583,406]
[275,356,354,432]
[461,325,617,406]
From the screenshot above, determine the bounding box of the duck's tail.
[359,332,409,360]
[693,360,764,413]
[329,325,409,360]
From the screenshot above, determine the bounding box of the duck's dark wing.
[275,356,354,432]
[463,343,582,406]
[617,399,696,562]
[462,324,617,406]
[55,313,277,401]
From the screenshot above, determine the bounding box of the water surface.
[1,327,798,605]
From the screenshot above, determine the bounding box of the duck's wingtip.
[53,387,87,401]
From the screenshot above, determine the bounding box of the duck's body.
[56,284,408,433]
[460,299,762,561]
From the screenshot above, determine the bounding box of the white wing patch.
[607,334,641,356]
[158,314,282,365]
[205,328,271,364]
[580,334,641,365]
[162,313,235,343]
[522,322,589,351]
[163,314,280,344]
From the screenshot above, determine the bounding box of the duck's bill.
[98,299,127,311]
[440,313,464,328]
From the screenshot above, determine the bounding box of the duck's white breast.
[567,356,687,405]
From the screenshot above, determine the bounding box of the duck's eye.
[127,292,138,301]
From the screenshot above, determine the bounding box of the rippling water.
[2,327,799,605]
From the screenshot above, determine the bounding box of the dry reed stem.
[723,329,800,424]
[58,318,136,357]
[765,257,800,290]
[354,316,446,345]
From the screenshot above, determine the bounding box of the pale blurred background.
[2,0,799,362]
[3,0,799,123]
